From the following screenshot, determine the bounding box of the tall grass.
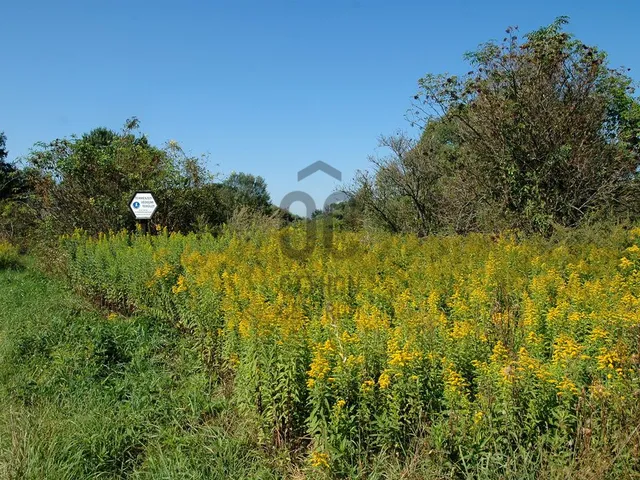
[0,268,282,479]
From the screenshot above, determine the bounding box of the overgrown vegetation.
[2,17,640,479]
[0,240,21,270]
[58,225,640,478]
[349,17,640,235]
[0,267,285,479]
[0,120,283,246]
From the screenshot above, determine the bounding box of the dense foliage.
[0,120,281,242]
[0,267,282,479]
[0,240,20,269]
[61,226,640,476]
[0,132,31,239]
[354,18,640,234]
[0,132,12,200]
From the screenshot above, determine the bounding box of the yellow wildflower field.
[62,226,640,472]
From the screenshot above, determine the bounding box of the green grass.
[0,266,282,479]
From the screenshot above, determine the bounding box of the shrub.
[224,206,285,238]
[0,240,21,269]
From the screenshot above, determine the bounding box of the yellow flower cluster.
[62,224,640,465]
[307,340,334,388]
[596,347,625,377]
[171,275,187,294]
[552,335,585,364]
[444,363,468,395]
[556,377,580,397]
[310,451,330,468]
[378,372,391,390]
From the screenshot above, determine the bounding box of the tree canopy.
[352,18,640,234]
[222,172,271,213]
[18,119,276,237]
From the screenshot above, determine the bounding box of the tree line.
[0,118,289,243]
[2,18,639,243]
[338,17,640,235]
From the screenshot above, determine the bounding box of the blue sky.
[2,0,639,214]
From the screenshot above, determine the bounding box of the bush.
[224,206,285,238]
[0,240,21,269]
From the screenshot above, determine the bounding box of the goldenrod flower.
[171,275,187,294]
[378,372,391,390]
[310,451,330,468]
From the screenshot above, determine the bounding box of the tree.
[0,132,16,200]
[155,140,231,232]
[0,132,29,201]
[0,132,36,240]
[26,119,233,235]
[222,172,271,213]
[0,132,7,162]
[27,119,175,234]
[412,17,640,232]
[351,121,466,235]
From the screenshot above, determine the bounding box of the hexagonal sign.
[129,191,157,220]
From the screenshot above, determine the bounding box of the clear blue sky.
[2,0,639,213]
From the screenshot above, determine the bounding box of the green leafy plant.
[0,240,20,269]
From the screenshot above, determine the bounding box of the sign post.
[129,191,158,233]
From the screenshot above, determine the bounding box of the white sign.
[129,192,157,220]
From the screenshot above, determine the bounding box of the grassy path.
[0,266,279,479]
